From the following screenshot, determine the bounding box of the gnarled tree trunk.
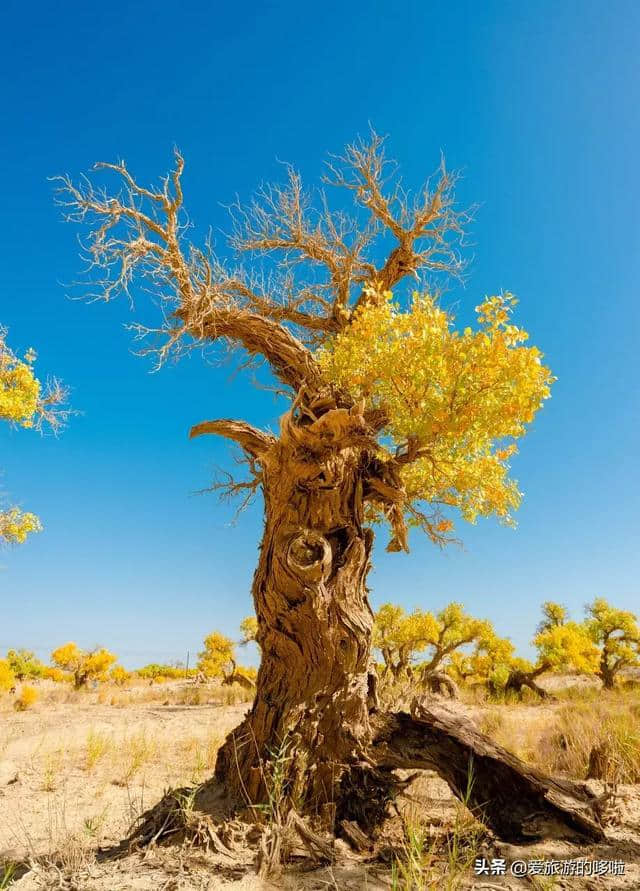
[505,666,554,700]
[216,416,377,817]
[211,397,603,843]
[420,668,459,699]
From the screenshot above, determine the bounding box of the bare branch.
[55,135,470,388]
[53,153,321,391]
[229,165,377,321]
[325,131,472,312]
[189,418,274,458]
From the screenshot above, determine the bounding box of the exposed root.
[288,810,335,861]
[336,764,420,832]
[124,783,340,881]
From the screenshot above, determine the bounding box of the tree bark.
[599,657,616,690]
[215,412,377,817]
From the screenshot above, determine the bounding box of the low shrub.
[14,684,39,710]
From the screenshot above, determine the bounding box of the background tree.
[198,631,235,680]
[51,643,117,689]
[505,605,599,699]
[414,602,493,680]
[450,631,515,694]
[199,630,257,689]
[0,328,68,543]
[372,603,437,679]
[239,615,259,646]
[585,598,640,689]
[536,601,568,632]
[0,659,15,692]
[6,649,44,681]
[110,665,131,686]
[57,136,605,841]
[373,601,492,697]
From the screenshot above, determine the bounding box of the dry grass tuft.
[539,693,640,783]
[85,728,112,770]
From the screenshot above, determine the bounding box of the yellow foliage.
[14,684,39,710]
[0,330,40,425]
[110,665,131,687]
[0,658,16,692]
[455,632,516,688]
[41,666,71,683]
[534,622,599,675]
[198,631,235,679]
[240,615,258,645]
[135,663,191,680]
[6,648,44,680]
[538,601,569,631]
[585,598,640,686]
[318,288,554,543]
[374,601,493,676]
[51,642,117,688]
[0,507,42,544]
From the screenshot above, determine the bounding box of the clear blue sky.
[1,0,638,668]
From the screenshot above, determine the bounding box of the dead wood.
[340,819,373,852]
[371,699,605,842]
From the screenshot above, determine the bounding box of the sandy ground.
[0,692,249,859]
[2,686,640,889]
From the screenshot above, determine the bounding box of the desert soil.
[1,689,640,889]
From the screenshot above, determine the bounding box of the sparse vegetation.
[14,683,38,710]
[85,728,112,770]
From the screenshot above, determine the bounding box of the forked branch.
[53,153,320,391]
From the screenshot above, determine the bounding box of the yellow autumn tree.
[239,615,258,646]
[199,630,257,690]
[6,649,44,680]
[373,601,493,686]
[51,643,117,689]
[110,665,132,687]
[55,134,604,842]
[373,603,435,678]
[504,602,599,699]
[0,327,68,543]
[536,601,569,631]
[585,598,640,689]
[198,632,235,680]
[449,631,516,692]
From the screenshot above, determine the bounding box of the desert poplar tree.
[55,135,604,841]
[585,598,640,689]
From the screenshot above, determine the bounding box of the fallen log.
[371,699,605,842]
